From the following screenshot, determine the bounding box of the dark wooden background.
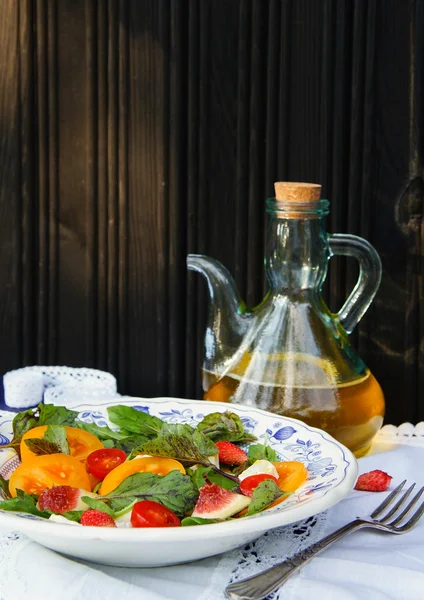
[0,0,423,425]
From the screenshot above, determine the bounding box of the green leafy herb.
[0,474,11,499]
[181,517,221,526]
[188,466,238,491]
[61,510,85,522]
[75,421,130,441]
[196,411,256,444]
[24,424,70,456]
[159,423,218,457]
[140,434,211,467]
[246,480,285,516]
[102,439,115,449]
[140,434,239,484]
[114,434,150,456]
[0,408,40,456]
[0,490,50,518]
[107,405,163,438]
[105,470,199,517]
[38,404,79,427]
[247,443,278,465]
[81,496,115,517]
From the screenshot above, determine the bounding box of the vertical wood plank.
[0,1,20,372]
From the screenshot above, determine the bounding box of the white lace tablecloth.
[1,369,424,599]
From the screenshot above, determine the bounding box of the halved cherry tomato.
[20,426,104,463]
[273,461,308,492]
[86,448,127,480]
[8,453,92,497]
[239,473,279,497]
[99,456,186,495]
[130,500,181,528]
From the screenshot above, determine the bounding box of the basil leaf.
[246,480,284,516]
[1,404,79,458]
[44,425,70,453]
[75,421,129,441]
[0,491,50,518]
[81,496,115,517]
[24,424,70,456]
[160,423,194,437]
[0,474,11,499]
[181,517,221,526]
[139,434,212,467]
[159,424,218,458]
[188,466,238,491]
[196,411,256,444]
[192,429,218,457]
[247,443,278,464]
[188,466,210,489]
[0,407,40,456]
[38,404,79,426]
[105,470,199,517]
[107,405,163,438]
[114,434,150,455]
[61,510,85,522]
[24,438,62,456]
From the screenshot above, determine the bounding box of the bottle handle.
[328,234,382,334]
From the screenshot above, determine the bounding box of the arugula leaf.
[0,490,50,518]
[81,496,115,517]
[105,470,199,517]
[188,466,238,491]
[38,404,79,426]
[181,517,221,526]
[246,480,285,516]
[75,421,129,441]
[107,405,163,438]
[0,474,11,499]
[196,411,256,443]
[247,443,278,464]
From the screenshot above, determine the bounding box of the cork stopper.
[274,182,321,202]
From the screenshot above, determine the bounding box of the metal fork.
[225,480,424,600]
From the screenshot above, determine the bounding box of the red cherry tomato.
[130,500,181,528]
[239,473,279,497]
[86,448,127,480]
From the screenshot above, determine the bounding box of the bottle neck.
[265,215,330,294]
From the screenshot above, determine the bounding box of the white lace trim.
[376,422,424,446]
[199,511,329,600]
[3,366,118,408]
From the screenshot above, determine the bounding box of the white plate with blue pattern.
[0,397,357,567]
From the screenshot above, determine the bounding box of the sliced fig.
[37,485,98,514]
[191,482,251,520]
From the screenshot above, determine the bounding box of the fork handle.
[225,519,367,600]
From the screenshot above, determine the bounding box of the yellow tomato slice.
[20,425,104,463]
[99,456,186,495]
[273,461,308,492]
[8,453,92,497]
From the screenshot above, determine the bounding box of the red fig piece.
[192,482,251,519]
[37,485,98,514]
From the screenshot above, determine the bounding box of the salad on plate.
[0,403,308,528]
